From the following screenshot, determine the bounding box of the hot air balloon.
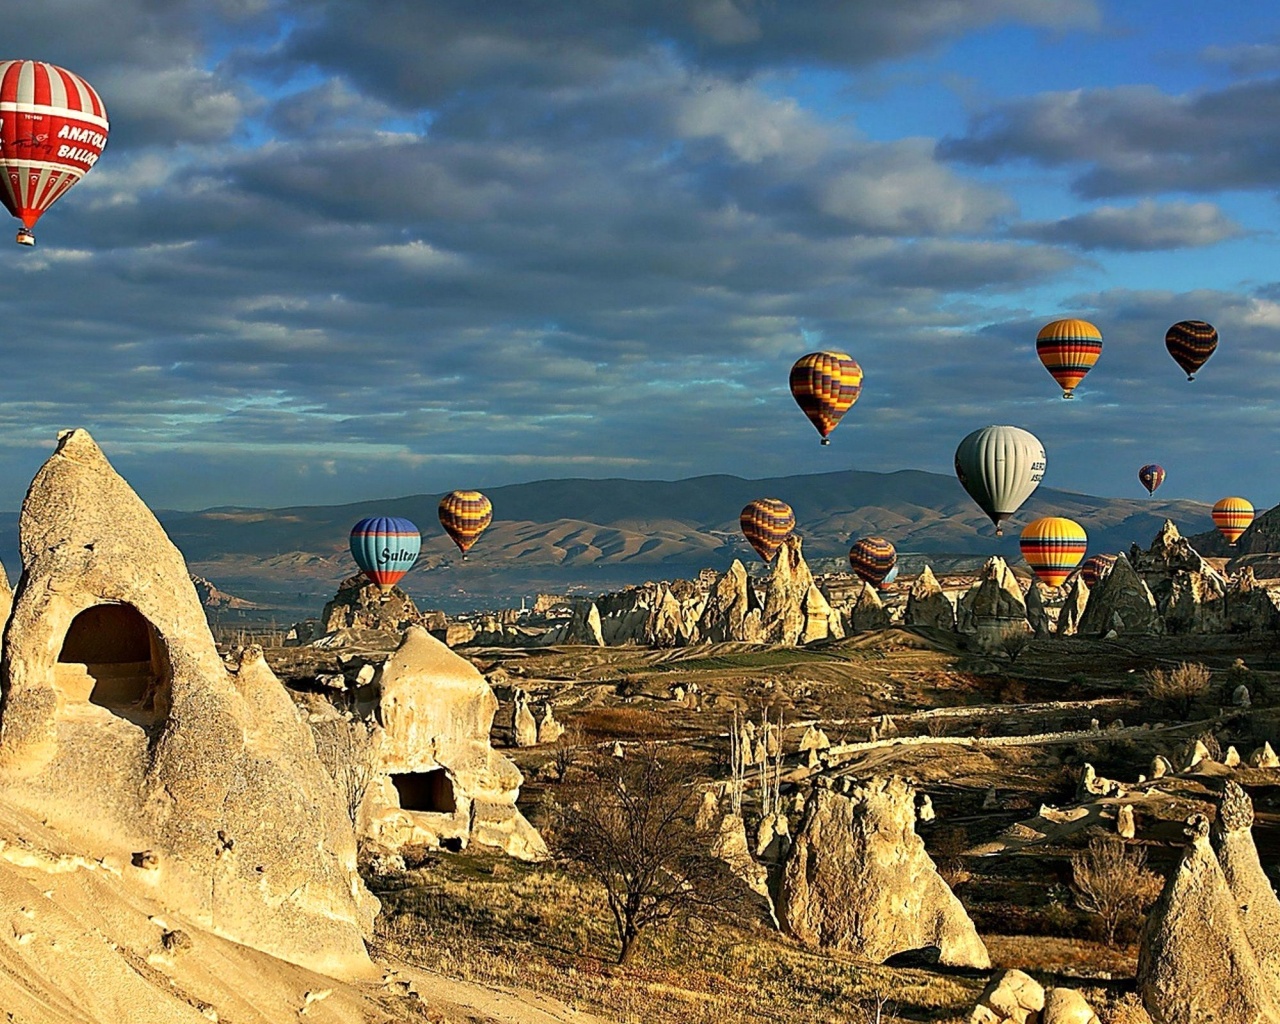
[1020,517,1087,588]
[1166,321,1217,380]
[438,490,493,558]
[1079,553,1116,590]
[0,61,108,246]
[350,517,421,593]
[882,564,900,588]
[1036,319,1102,399]
[789,351,863,445]
[1212,496,1253,546]
[954,425,1046,535]
[849,536,896,588]
[740,498,795,562]
[1138,464,1165,496]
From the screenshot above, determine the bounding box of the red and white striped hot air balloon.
[0,60,108,246]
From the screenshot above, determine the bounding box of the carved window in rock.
[390,768,457,814]
[56,603,172,725]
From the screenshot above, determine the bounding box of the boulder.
[0,430,372,975]
[1150,755,1173,779]
[1250,743,1280,769]
[968,969,1044,1024]
[1138,815,1280,1024]
[1055,577,1090,637]
[1042,988,1102,1024]
[956,557,1028,647]
[904,565,955,630]
[1077,554,1162,636]
[1116,804,1136,839]
[359,627,546,862]
[777,778,989,967]
[1213,782,1280,992]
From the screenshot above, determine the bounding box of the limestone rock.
[1116,804,1136,839]
[904,565,955,630]
[843,579,890,632]
[1024,581,1051,638]
[360,626,546,862]
[698,560,763,642]
[956,557,1028,646]
[1055,576,1090,637]
[322,574,422,634]
[0,430,372,975]
[1077,554,1162,636]
[556,600,605,646]
[1183,739,1211,771]
[968,969,1044,1024]
[798,724,830,752]
[1150,755,1173,779]
[536,704,564,745]
[1213,782,1280,991]
[513,696,538,747]
[760,537,842,644]
[1226,568,1280,632]
[709,811,772,902]
[777,778,989,967]
[1225,745,1241,767]
[1042,988,1102,1024]
[1138,815,1280,1024]
[1250,743,1280,769]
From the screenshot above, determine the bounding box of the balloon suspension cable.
[15,228,34,247]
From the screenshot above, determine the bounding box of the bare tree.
[555,743,744,964]
[1145,662,1212,721]
[1071,836,1162,945]
[998,625,1032,664]
[312,717,375,825]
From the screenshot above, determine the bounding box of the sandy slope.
[0,800,605,1024]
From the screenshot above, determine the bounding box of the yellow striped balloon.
[438,490,493,557]
[849,536,897,588]
[1036,319,1102,399]
[1019,517,1088,588]
[789,351,863,445]
[740,498,795,562]
[1212,496,1253,546]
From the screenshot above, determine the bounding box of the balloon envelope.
[1036,319,1102,399]
[1079,553,1116,590]
[789,351,863,444]
[350,517,421,592]
[0,61,108,243]
[1020,517,1087,588]
[1138,464,1165,495]
[740,498,795,562]
[849,536,896,588]
[1212,496,1253,546]
[1166,321,1217,380]
[954,425,1046,535]
[438,490,493,556]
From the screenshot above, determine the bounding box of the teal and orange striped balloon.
[350,516,421,593]
[1079,552,1116,590]
[1212,496,1253,546]
[1020,517,1087,588]
[1036,319,1102,399]
[849,536,897,588]
[789,351,863,445]
[740,498,795,562]
[1166,320,1217,380]
[438,490,493,557]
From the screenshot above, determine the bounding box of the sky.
[3,1,1280,513]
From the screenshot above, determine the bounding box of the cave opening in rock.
[56,603,171,726]
[390,769,457,814]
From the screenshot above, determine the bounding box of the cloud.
[1013,200,1245,251]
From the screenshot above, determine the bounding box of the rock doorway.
[390,769,457,814]
[56,603,172,726]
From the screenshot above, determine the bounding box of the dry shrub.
[1144,662,1211,720]
[1071,836,1163,945]
[929,824,971,887]
[576,706,680,741]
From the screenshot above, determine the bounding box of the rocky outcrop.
[1213,782,1280,991]
[322,573,423,633]
[904,565,955,630]
[956,557,1028,645]
[359,626,547,862]
[1227,568,1280,632]
[0,430,372,975]
[698,560,763,642]
[777,778,989,967]
[1055,577,1090,637]
[1138,815,1280,1023]
[968,969,1044,1024]
[840,579,891,632]
[760,536,843,644]
[1077,554,1162,636]
[1024,582,1050,638]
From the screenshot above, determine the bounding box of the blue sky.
[2,1,1280,515]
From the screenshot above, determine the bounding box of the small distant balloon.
[1036,319,1102,399]
[1212,496,1253,546]
[1079,553,1116,590]
[1166,321,1218,381]
[438,490,493,558]
[1020,517,1088,588]
[954,425,1047,535]
[740,498,795,562]
[1138,464,1165,496]
[350,516,421,593]
[789,351,863,445]
[848,536,897,588]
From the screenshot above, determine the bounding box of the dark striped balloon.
[1138,464,1165,495]
[1036,319,1102,399]
[350,516,421,593]
[849,536,897,588]
[1165,320,1217,380]
[789,351,863,445]
[1079,553,1116,590]
[438,490,493,557]
[740,498,795,562]
[1020,516,1087,588]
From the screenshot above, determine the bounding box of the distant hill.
[0,468,1228,618]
